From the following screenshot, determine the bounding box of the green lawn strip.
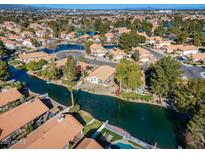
[128,140,145,149]
[83,120,102,136]
[100,128,123,142]
[79,110,93,123]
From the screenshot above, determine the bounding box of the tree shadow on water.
[165,109,189,148]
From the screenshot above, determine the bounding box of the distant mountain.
[0,4,205,11]
[0,4,48,10]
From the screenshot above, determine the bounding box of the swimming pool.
[112,142,135,149]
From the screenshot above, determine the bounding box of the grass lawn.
[100,128,123,142]
[83,120,102,137]
[128,140,145,149]
[79,110,93,123]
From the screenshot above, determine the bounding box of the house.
[23,38,34,48]
[79,34,90,40]
[133,47,152,63]
[86,65,115,86]
[110,48,126,60]
[165,45,198,55]
[155,40,172,48]
[4,40,17,50]
[0,99,49,148]
[189,53,205,62]
[21,31,34,39]
[55,58,67,68]
[92,34,101,42]
[115,27,131,34]
[75,138,103,149]
[146,36,162,44]
[18,52,56,63]
[0,88,22,112]
[104,32,114,42]
[12,114,83,149]
[90,43,107,57]
[66,31,76,40]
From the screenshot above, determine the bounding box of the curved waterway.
[41,43,119,54]
[10,66,179,148]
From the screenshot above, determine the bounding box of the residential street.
[143,46,205,79]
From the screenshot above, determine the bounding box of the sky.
[29,4,205,10]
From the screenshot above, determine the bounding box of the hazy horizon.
[28,4,205,10]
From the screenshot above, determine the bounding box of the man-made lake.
[41,43,119,54]
[10,66,181,149]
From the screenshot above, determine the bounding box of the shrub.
[121,91,153,102]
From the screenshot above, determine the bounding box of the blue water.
[202,32,205,36]
[113,142,135,149]
[41,43,119,54]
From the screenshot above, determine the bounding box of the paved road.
[142,46,205,79]
[84,57,117,68]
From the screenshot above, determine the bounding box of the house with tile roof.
[12,114,83,149]
[0,99,49,148]
[86,65,115,86]
[0,88,22,112]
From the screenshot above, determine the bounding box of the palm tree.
[68,86,75,107]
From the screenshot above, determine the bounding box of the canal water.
[41,43,119,54]
[10,66,179,148]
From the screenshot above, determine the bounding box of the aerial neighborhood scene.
[1,3,205,150]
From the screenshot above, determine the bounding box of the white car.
[200,72,205,78]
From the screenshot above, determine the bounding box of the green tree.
[119,32,146,52]
[0,60,10,81]
[63,56,77,107]
[0,40,7,57]
[185,105,205,148]
[115,59,143,91]
[42,62,60,80]
[84,41,93,55]
[149,56,182,100]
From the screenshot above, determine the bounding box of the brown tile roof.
[12,114,83,149]
[166,45,197,51]
[87,65,115,82]
[55,58,67,67]
[90,43,105,50]
[18,52,55,62]
[0,99,49,141]
[76,138,103,149]
[190,53,205,60]
[0,88,22,108]
[110,48,126,57]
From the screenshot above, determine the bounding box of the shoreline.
[27,71,173,110]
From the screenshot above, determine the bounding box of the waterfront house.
[18,52,56,63]
[12,114,83,149]
[4,40,17,50]
[110,48,126,60]
[90,43,107,57]
[165,45,198,55]
[92,34,101,42]
[79,34,90,42]
[104,32,114,42]
[86,65,115,86]
[75,138,103,149]
[0,88,22,112]
[22,38,34,48]
[0,99,49,148]
[55,58,67,68]
[66,31,76,40]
